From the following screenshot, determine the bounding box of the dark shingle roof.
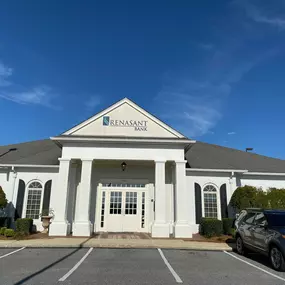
[186,141,285,173]
[0,139,61,165]
[1,139,285,173]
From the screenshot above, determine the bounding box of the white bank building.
[1,98,285,238]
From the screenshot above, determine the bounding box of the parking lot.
[1,247,285,285]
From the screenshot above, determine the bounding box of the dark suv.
[235,208,285,271]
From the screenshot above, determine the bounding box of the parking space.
[68,248,175,285]
[0,248,24,258]
[163,249,285,285]
[0,248,89,285]
[225,251,285,283]
[0,247,285,285]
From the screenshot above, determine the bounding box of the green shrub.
[200,218,223,238]
[222,218,234,235]
[13,231,28,240]
[4,229,15,237]
[0,227,7,235]
[15,218,33,234]
[230,228,236,237]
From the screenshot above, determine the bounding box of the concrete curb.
[0,238,234,251]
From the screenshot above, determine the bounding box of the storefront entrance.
[97,183,148,232]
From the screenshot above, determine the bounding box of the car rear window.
[244,213,256,224]
[265,213,285,227]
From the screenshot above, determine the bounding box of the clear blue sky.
[0,0,285,159]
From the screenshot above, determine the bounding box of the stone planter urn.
[41,216,53,233]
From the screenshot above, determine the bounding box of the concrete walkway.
[0,238,234,251]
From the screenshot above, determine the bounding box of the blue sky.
[0,0,285,158]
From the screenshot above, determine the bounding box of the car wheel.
[236,236,245,255]
[270,246,285,272]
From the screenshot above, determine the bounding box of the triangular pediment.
[63,98,185,138]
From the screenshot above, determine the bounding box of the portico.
[48,98,196,238]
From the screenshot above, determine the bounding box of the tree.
[267,188,285,210]
[229,185,265,211]
[0,186,7,209]
[230,185,285,212]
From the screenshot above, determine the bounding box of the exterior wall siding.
[0,167,58,231]
[186,171,285,234]
[1,164,285,237]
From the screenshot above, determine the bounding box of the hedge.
[200,218,223,237]
[15,218,33,234]
[0,227,7,235]
[4,229,15,237]
[222,218,234,235]
[0,217,12,228]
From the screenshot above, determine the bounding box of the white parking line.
[224,251,285,282]
[59,247,93,282]
[157,248,183,283]
[0,247,25,259]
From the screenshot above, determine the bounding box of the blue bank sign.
[103,116,148,131]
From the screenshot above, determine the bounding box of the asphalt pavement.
[0,247,285,285]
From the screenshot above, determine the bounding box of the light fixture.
[121,162,127,171]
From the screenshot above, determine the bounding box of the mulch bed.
[187,233,235,243]
[0,232,235,243]
[0,232,50,240]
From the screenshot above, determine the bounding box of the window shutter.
[15,180,25,220]
[220,183,228,218]
[194,183,202,224]
[42,180,52,212]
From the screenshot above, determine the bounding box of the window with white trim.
[25,181,43,219]
[203,184,218,218]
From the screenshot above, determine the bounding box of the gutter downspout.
[10,166,18,228]
[229,171,234,195]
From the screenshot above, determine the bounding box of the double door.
[99,188,147,232]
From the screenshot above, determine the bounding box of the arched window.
[203,184,218,218]
[25,181,43,219]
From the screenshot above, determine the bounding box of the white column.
[228,173,234,217]
[49,158,71,236]
[151,160,170,237]
[66,163,78,228]
[174,160,194,238]
[73,159,93,236]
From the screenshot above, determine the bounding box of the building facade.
[1,98,285,238]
